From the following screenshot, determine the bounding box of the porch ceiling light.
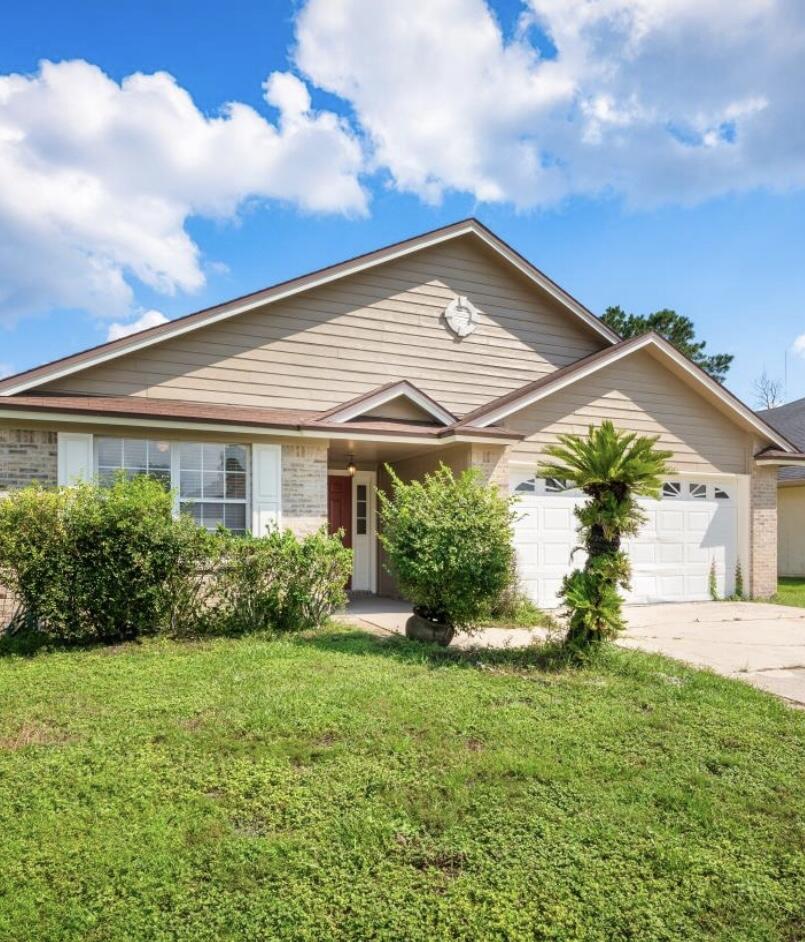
[347,455,356,476]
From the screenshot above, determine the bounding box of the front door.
[328,475,353,589]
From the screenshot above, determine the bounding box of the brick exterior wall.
[0,428,58,492]
[281,442,328,536]
[0,428,59,627]
[750,465,777,598]
[468,443,510,490]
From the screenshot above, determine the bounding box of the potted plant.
[377,464,515,645]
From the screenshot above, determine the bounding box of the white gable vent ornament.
[444,295,479,338]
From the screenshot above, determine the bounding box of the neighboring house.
[0,219,802,607]
[758,398,805,577]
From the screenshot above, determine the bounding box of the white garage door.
[511,473,738,608]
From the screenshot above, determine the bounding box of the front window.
[179,443,248,535]
[95,438,249,535]
[96,437,171,488]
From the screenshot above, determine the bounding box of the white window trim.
[57,432,93,486]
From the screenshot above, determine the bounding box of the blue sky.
[2,0,804,405]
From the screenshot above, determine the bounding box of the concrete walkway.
[344,596,805,706]
[344,595,552,649]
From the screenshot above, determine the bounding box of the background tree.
[602,306,733,383]
[753,370,783,410]
[539,421,672,648]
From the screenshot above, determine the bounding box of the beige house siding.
[777,484,805,578]
[505,350,753,474]
[42,238,605,417]
[360,398,440,422]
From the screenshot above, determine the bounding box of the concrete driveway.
[620,602,805,706]
[346,596,805,706]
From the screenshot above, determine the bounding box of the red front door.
[328,475,353,588]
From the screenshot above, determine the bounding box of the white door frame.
[328,469,378,592]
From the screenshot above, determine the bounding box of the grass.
[772,577,805,608]
[0,627,803,942]
[480,594,559,629]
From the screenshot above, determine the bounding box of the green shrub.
[0,485,65,633]
[0,479,351,643]
[210,527,352,634]
[0,477,202,642]
[377,464,515,631]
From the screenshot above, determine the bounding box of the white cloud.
[293,0,805,208]
[0,362,12,379]
[106,309,169,342]
[791,334,805,358]
[0,59,366,323]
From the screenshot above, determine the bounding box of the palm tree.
[538,421,672,646]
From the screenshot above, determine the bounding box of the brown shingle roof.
[0,394,521,441]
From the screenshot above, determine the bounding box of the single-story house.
[758,398,805,577]
[1,219,802,607]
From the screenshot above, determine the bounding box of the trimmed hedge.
[0,477,351,642]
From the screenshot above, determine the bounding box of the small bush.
[734,560,745,599]
[708,559,719,601]
[211,527,352,634]
[377,464,515,631]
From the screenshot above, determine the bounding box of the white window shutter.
[251,444,281,536]
[57,432,93,486]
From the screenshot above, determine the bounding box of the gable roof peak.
[0,217,617,396]
[316,380,456,426]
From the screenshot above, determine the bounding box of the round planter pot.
[405,610,455,646]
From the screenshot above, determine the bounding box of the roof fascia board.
[471,333,795,452]
[0,406,520,446]
[755,456,805,466]
[0,220,616,396]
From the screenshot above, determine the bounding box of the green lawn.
[773,577,805,608]
[0,628,803,942]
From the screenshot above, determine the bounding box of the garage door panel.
[628,543,655,564]
[658,510,684,531]
[685,574,709,596]
[513,475,738,608]
[544,507,573,530]
[687,510,710,530]
[658,543,684,564]
[686,544,710,564]
[544,542,573,565]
